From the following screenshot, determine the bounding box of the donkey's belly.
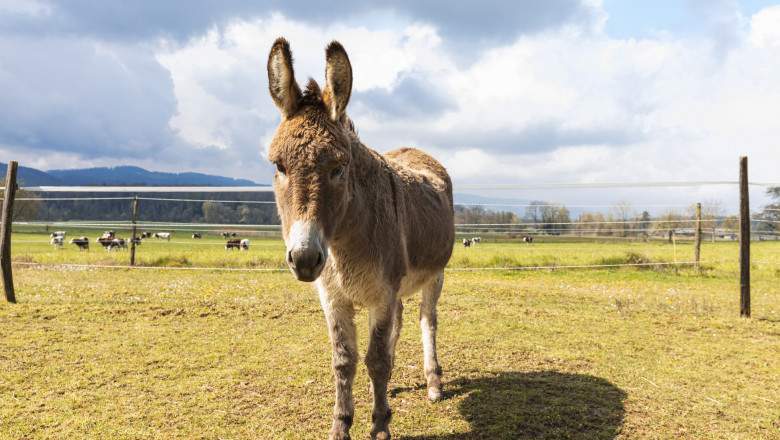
[318,261,438,307]
[397,269,439,298]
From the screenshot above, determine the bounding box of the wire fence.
[5,179,779,278]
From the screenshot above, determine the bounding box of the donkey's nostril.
[316,251,323,267]
[286,250,293,264]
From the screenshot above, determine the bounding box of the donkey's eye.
[275,162,286,175]
[330,165,345,180]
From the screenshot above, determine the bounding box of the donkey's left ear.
[322,41,352,122]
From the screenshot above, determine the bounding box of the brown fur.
[267,38,454,440]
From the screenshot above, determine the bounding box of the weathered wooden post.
[739,156,750,318]
[694,202,702,271]
[130,196,139,266]
[0,161,18,303]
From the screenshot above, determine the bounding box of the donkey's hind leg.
[420,271,444,401]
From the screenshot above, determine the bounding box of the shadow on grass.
[399,371,626,440]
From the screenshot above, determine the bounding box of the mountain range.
[0,163,261,187]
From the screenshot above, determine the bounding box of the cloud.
[1,2,779,210]
[0,0,601,43]
[0,36,180,158]
[351,74,456,119]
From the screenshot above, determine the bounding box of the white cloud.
[151,7,780,208]
[749,5,780,48]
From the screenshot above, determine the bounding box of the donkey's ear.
[267,37,302,119]
[322,41,353,122]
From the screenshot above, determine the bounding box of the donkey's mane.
[301,79,323,106]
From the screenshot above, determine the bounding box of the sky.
[1,0,779,211]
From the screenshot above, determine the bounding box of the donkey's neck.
[332,139,397,250]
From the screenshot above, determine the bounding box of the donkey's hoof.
[371,430,390,440]
[328,430,350,440]
[428,386,443,402]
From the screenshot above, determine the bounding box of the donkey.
[266,38,454,439]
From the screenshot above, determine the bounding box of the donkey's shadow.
[394,371,626,440]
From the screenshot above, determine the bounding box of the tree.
[754,188,779,234]
[523,201,546,224]
[12,190,41,221]
[611,201,634,237]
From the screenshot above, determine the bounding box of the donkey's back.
[384,147,454,273]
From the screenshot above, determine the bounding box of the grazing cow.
[50,236,64,248]
[523,236,534,243]
[221,232,230,238]
[100,231,116,240]
[192,233,202,239]
[462,238,472,247]
[141,232,152,239]
[50,231,66,239]
[471,236,481,244]
[225,239,241,250]
[107,238,127,251]
[240,238,250,250]
[153,232,171,241]
[266,39,454,439]
[97,236,113,249]
[70,237,89,251]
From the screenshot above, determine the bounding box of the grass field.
[1,229,779,439]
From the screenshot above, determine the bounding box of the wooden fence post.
[739,156,750,318]
[694,202,702,271]
[0,161,18,303]
[130,196,139,266]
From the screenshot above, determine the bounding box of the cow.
[225,239,241,250]
[240,238,250,250]
[471,237,481,244]
[221,232,230,238]
[50,236,64,248]
[141,232,152,239]
[130,237,142,246]
[153,232,171,241]
[70,237,89,251]
[50,231,66,239]
[97,236,113,249]
[462,238,472,247]
[107,238,127,251]
[101,231,116,240]
[523,236,534,243]
[192,233,202,239]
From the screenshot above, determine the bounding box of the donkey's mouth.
[286,246,326,282]
[285,220,327,282]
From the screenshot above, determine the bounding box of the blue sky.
[1,1,778,209]
[604,0,777,38]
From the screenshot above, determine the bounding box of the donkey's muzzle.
[287,247,325,282]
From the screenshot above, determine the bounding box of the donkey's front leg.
[366,299,399,440]
[320,294,358,440]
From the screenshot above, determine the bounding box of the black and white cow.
[107,238,127,251]
[462,238,472,247]
[70,237,89,251]
[225,239,241,250]
[153,232,171,241]
[50,236,64,248]
[192,233,202,239]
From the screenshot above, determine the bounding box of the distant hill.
[0,163,63,186]
[0,163,261,187]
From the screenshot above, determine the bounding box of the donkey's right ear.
[267,37,302,119]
